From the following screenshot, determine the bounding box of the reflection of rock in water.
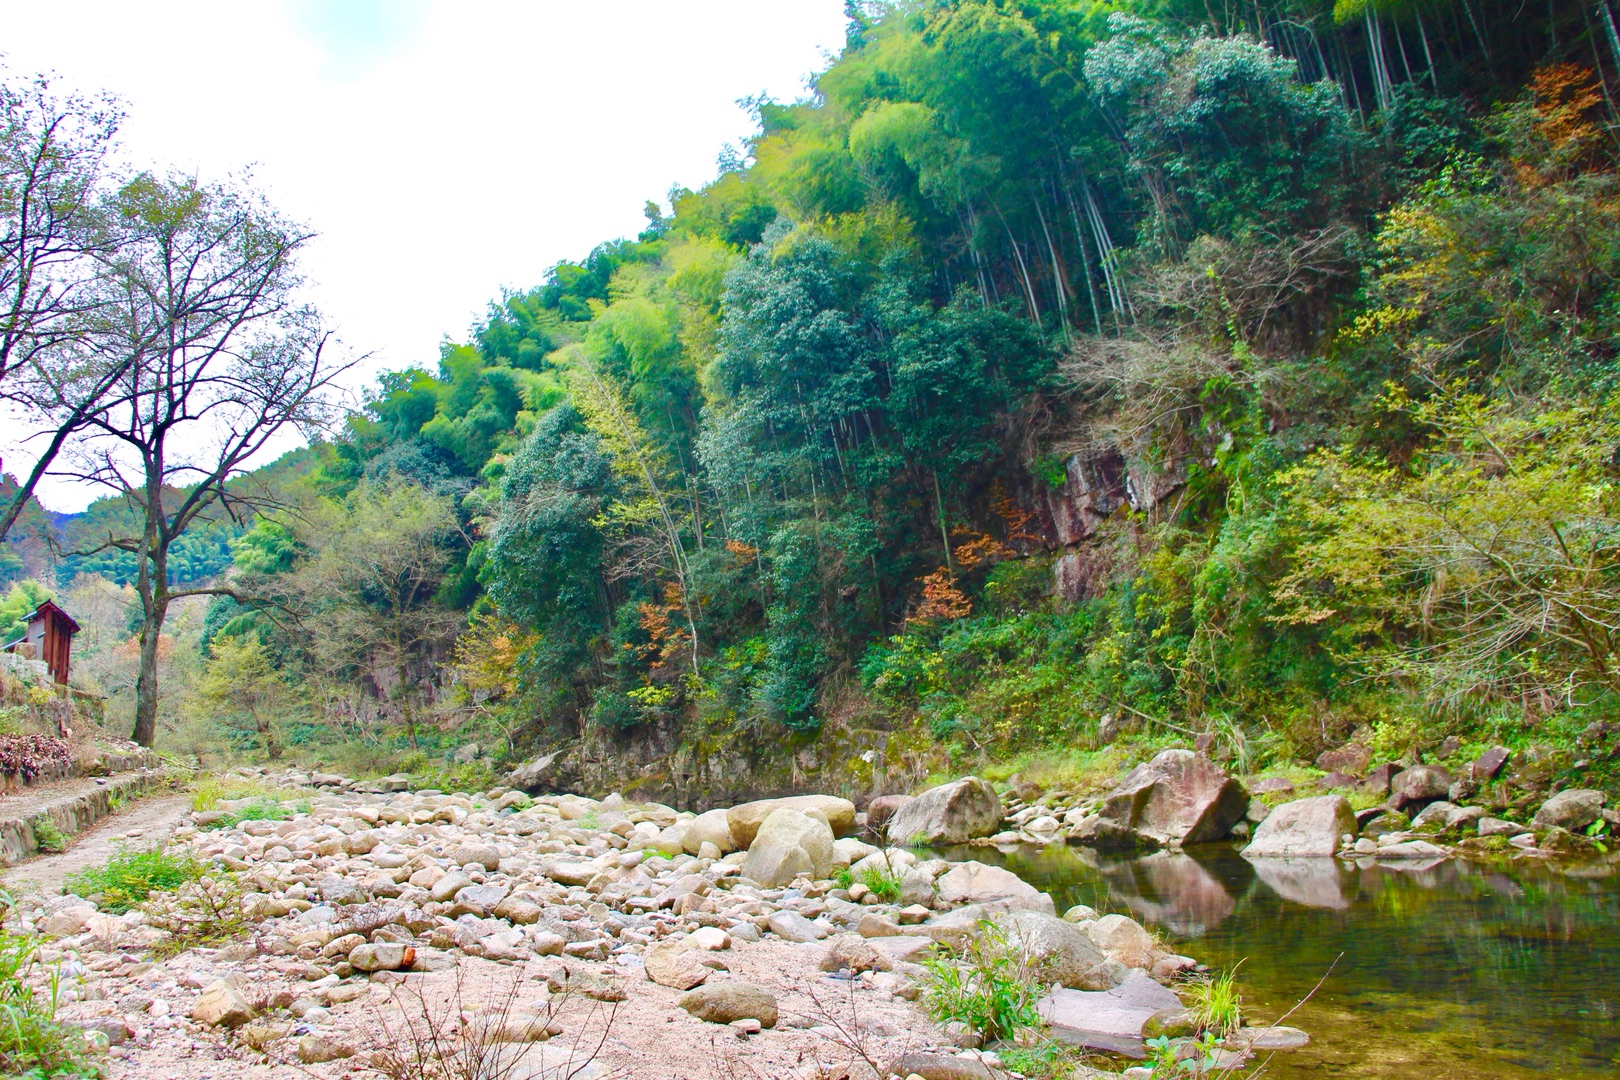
[1247,856,1356,910]
[1098,851,1238,937]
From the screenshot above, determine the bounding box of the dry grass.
[361,966,618,1080]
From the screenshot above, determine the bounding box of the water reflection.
[930,841,1620,1078]
[1245,856,1355,910]
[1101,851,1240,935]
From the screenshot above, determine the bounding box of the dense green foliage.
[95,0,1620,784]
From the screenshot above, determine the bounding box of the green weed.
[1186,966,1244,1038]
[1145,1032,1222,1076]
[65,848,205,914]
[27,816,66,854]
[832,864,904,902]
[997,1041,1087,1078]
[920,921,1040,1044]
[0,923,96,1076]
[198,795,309,830]
[189,775,281,811]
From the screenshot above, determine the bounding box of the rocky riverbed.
[5,768,1324,1080]
[9,740,1611,1079]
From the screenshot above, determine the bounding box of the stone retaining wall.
[0,746,156,796]
[0,767,168,865]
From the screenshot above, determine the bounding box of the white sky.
[1,0,847,512]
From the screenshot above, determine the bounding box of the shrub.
[28,816,66,854]
[142,874,251,956]
[920,921,1040,1044]
[65,849,205,914]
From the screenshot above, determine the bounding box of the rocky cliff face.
[1042,447,1186,602]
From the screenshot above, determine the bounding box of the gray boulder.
[1098,750,1249,846]
[1245,795,1355,857]
[741,807,835,886]
[993,911,1120,990]
[681,808,736,855]
[1534,789,1605,831]
[866,793,915,832]
[885,777,1003,845]
[1388,765,1453,811]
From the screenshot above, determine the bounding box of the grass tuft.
[1186,965,1244,1038]
[64,848,204,914]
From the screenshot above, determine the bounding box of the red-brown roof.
[25,600,79,635]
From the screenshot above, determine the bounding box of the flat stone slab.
[1037,970,1182,1057]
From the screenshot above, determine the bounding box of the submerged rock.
[934,860,1053,914]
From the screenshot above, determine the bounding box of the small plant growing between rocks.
[0,904,95,1077]
[1186,966,1244,1038]
[1145,1032,1222,1076]
[141,873,252,957]
[27,815,66,854]
[920,921,1041,1045]
[65,848,204,913]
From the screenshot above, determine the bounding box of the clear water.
[929,843,1620,1077]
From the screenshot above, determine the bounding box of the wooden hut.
[4,600,79,684]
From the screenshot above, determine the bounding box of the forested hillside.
[25,0,1620,795]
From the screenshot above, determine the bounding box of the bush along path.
[0,767,1321,1080]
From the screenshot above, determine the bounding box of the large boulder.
[727,795,855,848]
[1243,795,1356,858]
[1534,789,1605,831]
[192,980,253,1028]
[643,941,709,990]
[934,860,1053,914]
[1097,750,1249,846]
[866,794,915,832]
[507,746,581,793]
[741,808,835,886]
[678,982,778,1027]
[680,808,736,856]
[1387,765,1454,812]
[885,777,1003,845]
[992,911,1120,990]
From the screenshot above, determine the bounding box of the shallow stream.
[931,843,1620,1077]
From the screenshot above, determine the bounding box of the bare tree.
[0,70,124,539]
[290,480,462,749]
[59,172,347,746]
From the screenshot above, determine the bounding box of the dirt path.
[1,793,191,899]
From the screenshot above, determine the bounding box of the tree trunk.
[131,596,168,747]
